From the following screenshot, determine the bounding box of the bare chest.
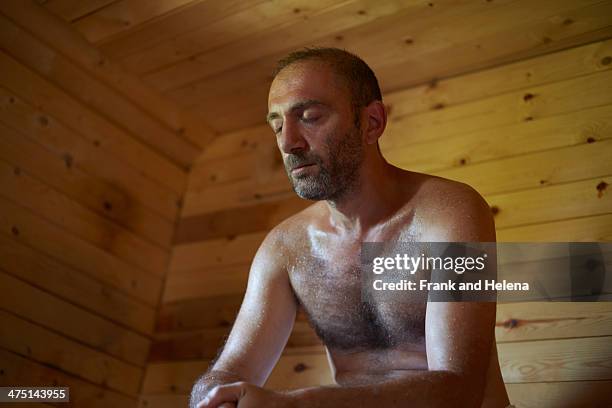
[288,236,428,352]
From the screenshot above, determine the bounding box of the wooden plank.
[41,0,117,22]
[173,0,612,133]
[0,158,168,277]
[496,302,612,343]
[266,351,333,390]
[0,233,155,335]
[149,320,320,362]
[123,0,340,77]
[431,137,612,196]
[0,348,138,408]
[72,0,201,43]
[383,38,612,121]
[0,0,215,150]
[498,336,612,383]
[141,360,207,394]
[505,380,612,408]
[182,173,295,216]
[162,263,249,303]
[0,52,186,196]
[0,271,150,367]
[196,124,269,164]
[0,310,142,395]
[497,214,612,242]
[385,104,612,173]
[0,86,181,228]
[156,294,243,332]
[488,176,612,229]
[98,0,264,58]
[170,231,266,272]
[371,0,612,92]
[0,105,175,249]
[382,69,612,151]
[140,0,403,88]
[174,196,308,244]
[150,0,545,93]
[0,196,162,306]
[0,13,198,168]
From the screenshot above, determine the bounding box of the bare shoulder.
[257,200,323,258]
[413,174,495,241]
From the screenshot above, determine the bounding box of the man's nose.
[278,121,307,154]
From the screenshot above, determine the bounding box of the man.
[190,48,511,408]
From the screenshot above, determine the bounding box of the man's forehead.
[268,61,347,111]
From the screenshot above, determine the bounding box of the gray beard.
[285,126,364,201]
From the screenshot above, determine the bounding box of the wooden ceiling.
[41,0,612,135]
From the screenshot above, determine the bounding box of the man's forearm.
[287,370,483,408]
[189,369,243,408]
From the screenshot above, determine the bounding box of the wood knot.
[524,116,533,122]
[596,181,608,198]
[504,319,519,329]
[459,158,467,165]
[253,193,262,199]
[523,93,535,102]
[63,153,73,168]
[293,8,300,13]
[562,18,574,26]
[11,226,19,236]
[586,137,595,143]
[103,201,113,211]
[38,115,49,126]
[432,102,445,110]
[428,2,434,7]
[93,140,101,147]
[490,205,500,215]
[293,363,308,372]
[601,56,612,66]
[404,38,414,45]
[209,174,218,182]
[335,35,344,41]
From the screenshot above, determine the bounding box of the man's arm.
[189,228,298,408]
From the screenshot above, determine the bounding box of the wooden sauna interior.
[0,1,611,407]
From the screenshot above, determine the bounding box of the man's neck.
[325,160,405,236]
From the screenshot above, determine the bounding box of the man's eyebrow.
[266,99,327,123]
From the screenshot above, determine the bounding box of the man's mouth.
[291,163,316,174]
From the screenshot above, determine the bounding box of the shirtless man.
[190,48,511,408]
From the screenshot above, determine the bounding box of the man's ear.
[364,100,387,145]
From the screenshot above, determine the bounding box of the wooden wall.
[142,39,612,407]
[0,4,204,407]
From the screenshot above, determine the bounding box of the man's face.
[267,61,364,201]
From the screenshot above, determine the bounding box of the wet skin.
[195,60,510,408]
